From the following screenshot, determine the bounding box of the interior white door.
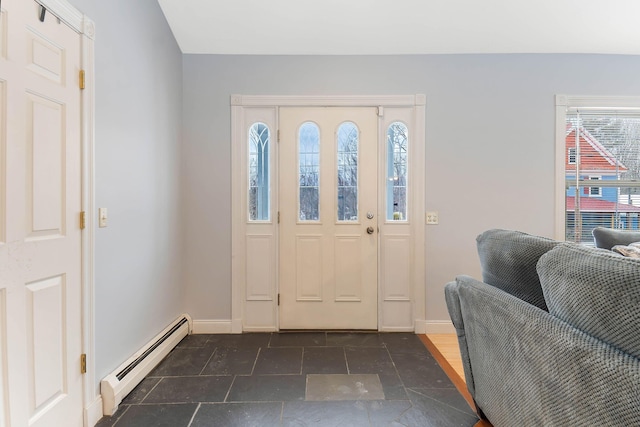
[0,1,84,426]
[279,107,378,329]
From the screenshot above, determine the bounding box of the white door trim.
[34,1,98,424]
[231,95,426,333]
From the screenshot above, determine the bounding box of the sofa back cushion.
[476,229,560,311]
[592,226,640,250]
[538,243,640,359]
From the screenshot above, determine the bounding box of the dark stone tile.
[191,402,283,427]
[366,400,413,427]
[399,389,479,427]
[381,333,429,354]
[228,375,306,402]
[208,333,271,349]
[113,403,198,427]
[409,387,476,416]
[270,332,326,347]
[254,347,303,375]
[148,347,214,377]
[302,347,347,374]
[391,352,454,388]
[201,347,259,375]
[122,377,161,404]
[176,334,214,348]
[378,373,408,400]
[345,347,396,375]
[282,401,369,426]
[143,376,233,403]
[326,332,384,347]
[94,405,130,427]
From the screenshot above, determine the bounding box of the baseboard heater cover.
[100,314,192,416]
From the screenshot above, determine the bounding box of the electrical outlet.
[99,207,108,228]
[426,211,439,225]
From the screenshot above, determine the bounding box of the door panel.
[0,1,83,426]
[279,107,378,329]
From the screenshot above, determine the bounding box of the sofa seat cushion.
[476,229,560,311]
[538,243,640,359]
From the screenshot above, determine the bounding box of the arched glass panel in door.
[299,122,320,221]
[248,122,270,221]
[387,122,408,221]
[337,122,359,221]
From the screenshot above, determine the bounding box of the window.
[248,122,270,221]
[299,122,320,221]
[560,100,640,244]
[386,122,408,221]
[337,122,359,221]
[586,176,601,196]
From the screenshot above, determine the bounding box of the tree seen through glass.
[249,123,270,221]
[337,122,358,221]
[299,122,320,221]
[387,122,408,221]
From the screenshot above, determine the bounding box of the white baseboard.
[231,318,243,334]
[191,319,234,334]
[242,326,278,332]
[85,395,103,427]
[423,320,455,334]
[101,314,191,415]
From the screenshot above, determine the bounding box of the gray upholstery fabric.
[444,281,476,401]
[538,243,640,359]
[476,229,560,311]
[446,275,640,427]
[592,226,640,250]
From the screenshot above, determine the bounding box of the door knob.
[366,226,374,234]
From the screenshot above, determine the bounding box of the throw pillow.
[476,229,560,311]
[592,227,640,250]
[538,243,640,359]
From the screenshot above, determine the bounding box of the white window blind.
[565,110,640,243]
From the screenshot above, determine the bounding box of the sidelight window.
[248,122,270,221]
[386,122,408,221]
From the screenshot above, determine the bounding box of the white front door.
[279,107,378,329]
[0,1,84,426]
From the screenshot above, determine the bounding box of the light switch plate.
[98,207,108,228]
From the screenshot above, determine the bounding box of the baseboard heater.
[100,314,192,416]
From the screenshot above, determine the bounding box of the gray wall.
[182,54,640,322]
[67,0,184,390]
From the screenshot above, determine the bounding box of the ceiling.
[157,0,640,55]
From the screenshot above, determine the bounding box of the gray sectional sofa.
[445,229,640,426]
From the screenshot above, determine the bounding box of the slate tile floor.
[96,332,478,427]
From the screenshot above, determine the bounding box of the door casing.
[231,95,426,333]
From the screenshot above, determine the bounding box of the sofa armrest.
[451,275,640,427]
[444,280,477,403]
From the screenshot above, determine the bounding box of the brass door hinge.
[79,69,86,90]
[277,294,280,306]
[277,129,280,143]
[277,211,280,224]
[80,211,86,229]
[80,354,87,374]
